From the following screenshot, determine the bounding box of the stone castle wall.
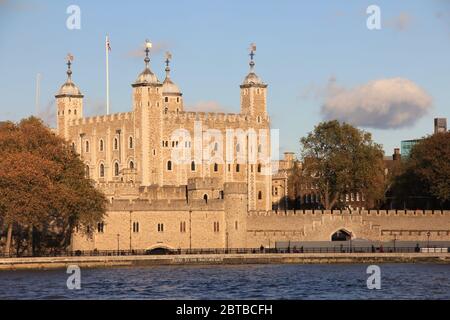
[71,200,450,251]
[246,210,450,247]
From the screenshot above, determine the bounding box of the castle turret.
[55,54,83,140]
[131,40,164,186]
[224,182,248,249]
[162,51,183,113]
[240,43,267,116]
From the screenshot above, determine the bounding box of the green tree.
[392,132,450,209]
[0,117,106,256]
[299,120,385,210]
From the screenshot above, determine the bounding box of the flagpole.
[106,35,110,115]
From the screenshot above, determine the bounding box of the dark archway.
[331,229,352,241]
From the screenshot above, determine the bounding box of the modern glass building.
[401,139,421,158]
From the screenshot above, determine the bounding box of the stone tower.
[224,182,248,249]
[162,52,183,113]
[131,40,164,186]
[239,44,272,211]
[240,43,268,117]
[55,54,83,140]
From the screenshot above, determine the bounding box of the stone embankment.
[1,253,450,271]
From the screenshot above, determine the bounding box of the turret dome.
[240,44,267,88]
[55,56,83,98]
[132,40,161,87]
[242,72,264,86]
[135,68,160,85]
[162,77,181,95]
[162,52,181,95]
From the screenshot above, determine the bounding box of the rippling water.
[0,264,449,299]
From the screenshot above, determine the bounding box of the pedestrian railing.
[1,246,445,258]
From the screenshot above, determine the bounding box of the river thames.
[0,263,449,299]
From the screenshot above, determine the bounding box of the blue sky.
[1,0,449,156]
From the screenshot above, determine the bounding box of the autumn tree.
[391,132,450,209]
[286,161,303,209]
[0,117,106,256]
[299,120,385,210]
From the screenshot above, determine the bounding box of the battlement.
[164,110,269,124]
[96,182,140,196]
[107,198,225,211]
[248,209,450,217]
[69,112,133,127]
[139,185,187,200]
[187,177,222,191]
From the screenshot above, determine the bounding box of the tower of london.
[56,41,449,252]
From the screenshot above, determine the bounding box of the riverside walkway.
[1,252,450,270]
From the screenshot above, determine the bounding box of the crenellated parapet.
[69,112,133,127]
[247,209,450,217]
[163,110,269,125]
[107,197,225,211]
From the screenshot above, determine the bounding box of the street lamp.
[393,234,397,253]
[117,233,120,255]
[349,232,353,253]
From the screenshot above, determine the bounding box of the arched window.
[214,163,218,172]
[203,194,208,203]
[114,162,119,176]
[85,141,89,153]
[85,165,90,178]
[165,97,169,103]
[236,164,240,172]
[99,139,104,152]
[133,222,139,233]
[129,137,133,149]
[68,109,71,115]
[167,160,172,171]
[191,161,196,171]
[164,107,168,114]
[114,138,118,150]
[236,143,240,152]
[257,163,262,173]
[258,191,262,200]
[99,164,105,177]
[74,109,77,115]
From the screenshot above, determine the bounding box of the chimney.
[393,148,401,161]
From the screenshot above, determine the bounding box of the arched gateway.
[331,229,353,241]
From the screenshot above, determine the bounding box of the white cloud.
[320,78,432,129]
